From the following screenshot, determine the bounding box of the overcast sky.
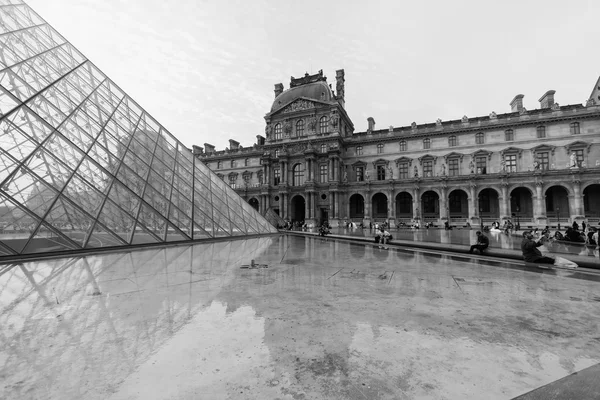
[27,0,599,151]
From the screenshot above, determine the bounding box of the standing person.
[521,230,577,268]
[469,231,489,254]
[582,220,587,232]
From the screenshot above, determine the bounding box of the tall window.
[244,158,249,166]
[355,166,364,181]
[273,168,280,185]
[376,165,386,180]
[423,138,431,149]
[505,154,517,172]
[505,129,514,141]
[274,123,282,140]
[536,152,549,170]
[257,171,263,184]
[475,132,484,145]
[231,160,236,168]
[274,149,280,158]
[476,156,487,174]
[574,149,584,166]
[536,126,546,138]
[296,120,305,136]
[422,192,437,213]
[243,174,250,184]
[356,146,363,155]
[292,163,304,186]
[217,161,222,169]
[423,161,433,177]
[398,162,408,179]
[321,144,327,153]
[570,122,580,135]
[319,116,328,134]
[319,164,328,183]
[448,159,459,176]
[399,140,406,151]
[377,143,384,154]
[448,135,458,147]
[228,174,236,186]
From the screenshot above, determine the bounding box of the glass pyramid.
[0,1,277,257]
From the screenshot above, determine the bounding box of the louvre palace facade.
[194,70,600,229]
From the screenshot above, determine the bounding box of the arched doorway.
[421,190,439,222]
[349,194,365,219]
[290,195,306,222]
[584,184,600,219]
[478,188,500,221]
[545,186,569,224]
[510,187,533,226]
[395,192,413,223]
[372,192,388,220]
[248,198,259,211]
[448,189,468,221]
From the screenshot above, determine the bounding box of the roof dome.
[271,81,333,112]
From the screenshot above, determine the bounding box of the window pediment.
[395,156,413,166]
[352,161,366,170]
[418,154,437,165]
[443,152,464,162]
[471,149,492,160]
[565,140,591,153]
[531,144,555,155]
[372,158,389,168]
[500,147,523,158]
[242,170,252,177]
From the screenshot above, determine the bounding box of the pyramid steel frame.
[0,0,277,258]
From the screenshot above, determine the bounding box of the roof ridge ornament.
[290,69,326,88]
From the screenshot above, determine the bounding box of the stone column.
[534,182,546,219]
[499,184,509,220]
[387,189,395,221]
[364,191,371,220]
[572,180,583,217]
[468,185,476,222]
[439,186,448,220]
[412,186,420,221]
[282,193,288,219]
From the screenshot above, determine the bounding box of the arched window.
[423,138,431,149]
[274,123,282,140]
[536,126,546,138]
[356,145,363,155]
[377,143,384,154]
[399,140,406,151]
[321,144,327,153]
[231,160,236,168]
[296,120,305,136]
[475,132,484,144]
[319,116,329,134]
[505,129,514,141]
[292,163,304,186]
[244,158,249,166]
[217,161,222,169]
[448,135,457,147]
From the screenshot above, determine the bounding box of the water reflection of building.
[197,71,600,229]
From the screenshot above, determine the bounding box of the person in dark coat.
[469,231,489,254]
[521,230,554,264]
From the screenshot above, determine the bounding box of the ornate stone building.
[195,69,600,229]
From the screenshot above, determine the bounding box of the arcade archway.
[395,192,413,222]
[510,187,533,222]
[372,193,388,219]
[545,186,569,223]
[421,191,439,221]
[349,194,365,219]
[584,184,600,219]
[478,188,500,220]
[290,195,306,222]
[448,189,468,221]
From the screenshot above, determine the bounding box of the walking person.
[469,231,489,254]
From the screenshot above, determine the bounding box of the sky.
[27,0,599,152]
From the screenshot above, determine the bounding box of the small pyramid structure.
[0,1,276,257]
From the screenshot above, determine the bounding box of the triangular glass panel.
[21,222,79,254]
[130,220,161,245]
[95,198,136,243]
[85,221,127,249]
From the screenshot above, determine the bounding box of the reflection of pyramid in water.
[0,2,277,257]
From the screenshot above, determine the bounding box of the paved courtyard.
[1,235,600,399]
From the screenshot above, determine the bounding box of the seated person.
[318,225,330,237]
[521,230,577,268]
[376,227,392,248]
[469,231,489,254]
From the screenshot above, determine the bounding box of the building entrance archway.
[290,195,306,222]
[372,193,388,220]
[349,194,365,219]
[545,186,570,224]
[248,198,259,211]
[584,184,600,220]
[510,187,533,226]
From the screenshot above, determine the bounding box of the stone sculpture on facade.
[570,152,577,168]
[308,117,317,131]
[469,161,475,174]
[436,118,442,127]
[462,115,469,123]
[414,165,419,178]
[441,163,447,176]
[489,111,497,119]
[388,165,393,179]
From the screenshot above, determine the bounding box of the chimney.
[274,83,283,98]
[256,135,265,146]
[203,143,215,154]
[510,94,524,112]
[538,90,556,109]
[336,69,345,107]
[367,117,375,133]
[229,139,240,150]
[192,145,204,155]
